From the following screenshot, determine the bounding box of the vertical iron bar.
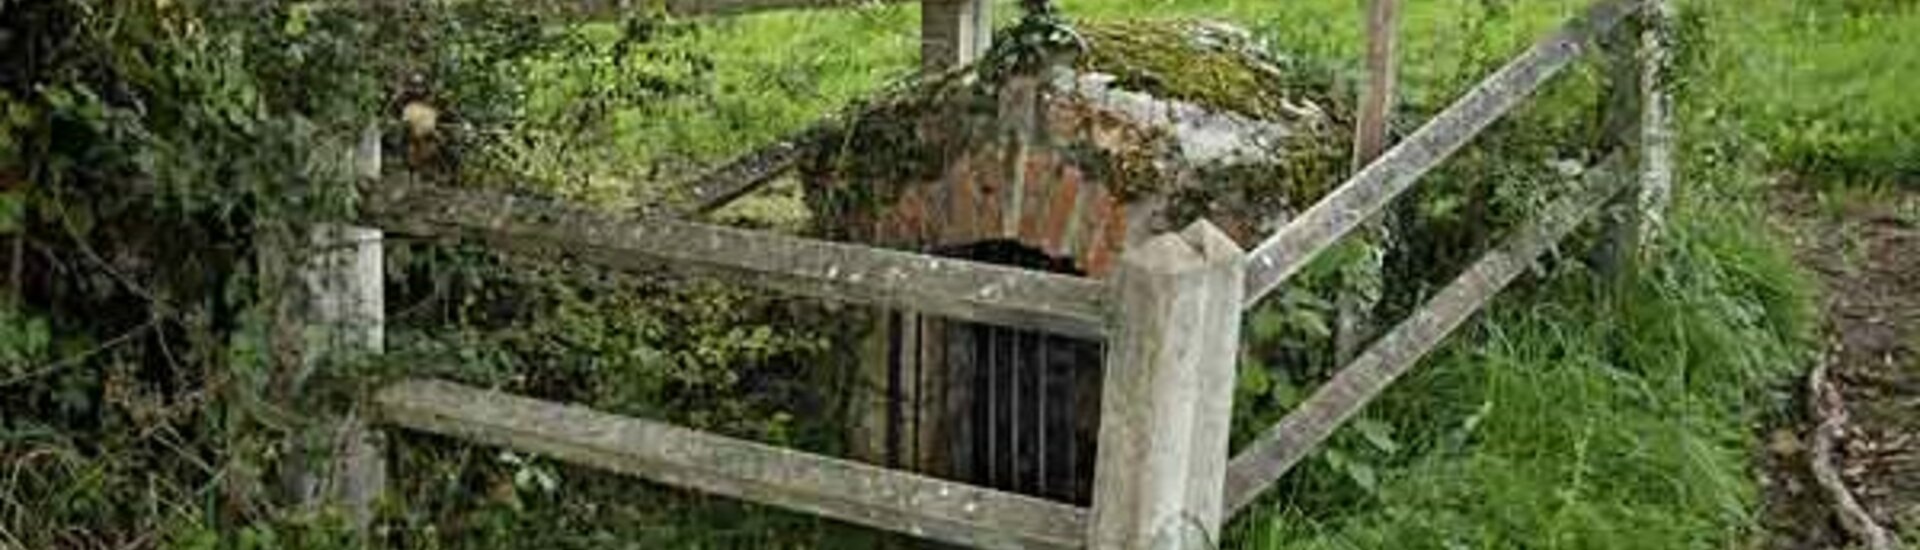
[885,312,904,467]
[1038,334,1050,497]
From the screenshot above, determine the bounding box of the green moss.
[1073,20,1345,122]
[802,19,1354,234]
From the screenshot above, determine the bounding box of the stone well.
[801,20,1352,503]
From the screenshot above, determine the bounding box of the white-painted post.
[1088,221,1245,549]
[293,125,388,533]
[922,0,991,74]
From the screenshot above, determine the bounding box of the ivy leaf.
[1248,307,1288,341]
[1354,418,1401,455]
[1236,356,1271,398]
[1346,460,1378,494]
[0,192,22,234]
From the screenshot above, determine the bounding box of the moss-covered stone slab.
[801,19,1354,272]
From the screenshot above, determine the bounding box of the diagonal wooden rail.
[1224,156,1628,515]
[1242,0,1641,308]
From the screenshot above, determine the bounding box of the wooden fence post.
[1088,221,1244,549]
[1635,0,1674,244]
[1336,0,1401,364]
[921,0,990,74]
[292,125,388,533]
[1594,0,1671,281]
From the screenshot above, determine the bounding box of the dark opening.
[884,241,1104,505]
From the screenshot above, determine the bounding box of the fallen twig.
[1808,336,1900,550]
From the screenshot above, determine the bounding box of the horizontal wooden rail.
[522,0,912,19]
[1223,156,1628,516]
[364,182,1108,338]
[1241,0,1641,308]
[378,379,1089,549]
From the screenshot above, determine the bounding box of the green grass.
[1689,0,1920,185]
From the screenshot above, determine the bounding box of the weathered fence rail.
[323,0,1676,547]
[1224,154,1629,514]
[1242,0,1640,306]
[365,181,1109,339]
[379,379,1088,549]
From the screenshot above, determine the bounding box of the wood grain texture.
[1224,156,1628,516]
[364,181,1111,338]
[1243,0,1642,308]
[377,379,1089,549]
[1088,222,1244,549]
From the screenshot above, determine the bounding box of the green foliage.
[1690,0,1920,185]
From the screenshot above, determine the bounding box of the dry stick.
[1223,157,1627,516]
[1242,0,1641,308]
[1808,338,1899,550]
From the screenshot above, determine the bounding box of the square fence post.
[921,0,991,74]
[1088,221,1245,549]
[290,125,388,535]
[1594,0,1673,282]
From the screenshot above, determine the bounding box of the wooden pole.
[1334,0,1402,364]
[1594,0,1671,282]
[1352,0,1401,168]
[1088,221,1245,548]
[291,125,388,533]
[1636,0,1674,247]
[922,0,991,74]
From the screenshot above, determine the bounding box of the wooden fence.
[293,0,1675,547]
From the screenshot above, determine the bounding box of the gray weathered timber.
[678,135,810,216]
[290,126,388,535]
[1223,157,1628,516]
[1242,0,1641,308]
[1351,0,1401,168]
[377,379,1088,549]
[922,0,990,73]
[1593,0,1673,281]
[523,0,912,19]
[1631,0,1675,249]
[1176,221,1248,536]
[1334,0,1403,365]
[1088,221,1245,549]
[364,182,1109,338]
